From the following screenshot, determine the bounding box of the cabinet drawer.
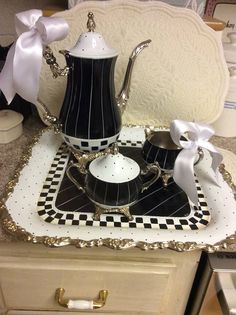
[0,256,175,314]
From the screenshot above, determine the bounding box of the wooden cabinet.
[0,242,201,315]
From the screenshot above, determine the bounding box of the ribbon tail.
[173,149,199,206]
[13,30,42,104]
[200,141,223,186]
[210,151,223,187]
[0,43,16,104]
[210,151,223,172]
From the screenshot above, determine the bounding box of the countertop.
[0,115,44,241]
[0,115,236,247]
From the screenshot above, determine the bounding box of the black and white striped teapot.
[66,148,160,210]
[44,12,151,153]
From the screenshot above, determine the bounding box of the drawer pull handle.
[55,288,108,310]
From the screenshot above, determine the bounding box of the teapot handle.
[66,161,86,193]
[34,45,69,130]
[43,45,69,78]
[141,162,161,193]
[36,99,61,132]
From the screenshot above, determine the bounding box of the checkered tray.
[37,141,210,231]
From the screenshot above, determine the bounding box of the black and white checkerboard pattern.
[37,143,210,230]
[63,133,120,152]
[118,139,143,148]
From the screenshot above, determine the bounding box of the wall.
[0,0,67,46]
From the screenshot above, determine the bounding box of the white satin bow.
[170,120,223,205]
[0,9,69,105]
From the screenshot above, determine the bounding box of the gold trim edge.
[0,127,236,252]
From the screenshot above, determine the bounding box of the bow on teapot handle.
[0,9,69,130]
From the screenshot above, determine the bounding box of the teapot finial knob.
[109,142,119,155]
[87,12,96,32]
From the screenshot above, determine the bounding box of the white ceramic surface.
[4,127,236,246]
[0,110,23,130]
[89,153,140,183]
[213,3,236,42]
[223,32,236,64]
[212,108,236,137]
[0,110,23,144]
[212,51,236,137]
[70,32,118,58]
[38,0,228,126]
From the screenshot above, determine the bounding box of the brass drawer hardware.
[55,288,108,310]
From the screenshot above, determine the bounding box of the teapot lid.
[223,32,236,64]
[89,150,140,183]
[0,109,23,131]
[69,12,118,59]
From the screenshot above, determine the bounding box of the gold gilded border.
[0,127,236,252]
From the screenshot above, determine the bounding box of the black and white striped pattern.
[142,139,180,170]
[59,56,121,152]
[85,173,143,207]
[37,142,210,230]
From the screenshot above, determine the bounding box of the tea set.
[43,12,205,220]
[43,11,205,220]
[0,11,210,221]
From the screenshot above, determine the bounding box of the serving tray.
[1,126,236,251]
[37,143,209,231]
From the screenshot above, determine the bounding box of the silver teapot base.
[70,144,117,174]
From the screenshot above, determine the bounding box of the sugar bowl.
[66,148,160,220]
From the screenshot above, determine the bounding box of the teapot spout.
[116,39,151,114]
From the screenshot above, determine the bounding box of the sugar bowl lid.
[69,12,118,59]
[89,149,140,183]
[0,109,23,131]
